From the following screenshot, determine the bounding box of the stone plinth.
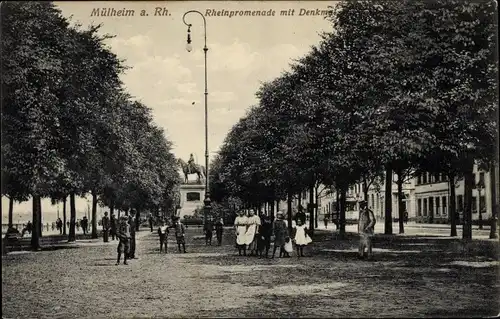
[177,183,206,219]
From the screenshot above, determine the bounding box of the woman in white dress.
[234,210,248,256]
[245,209,261,256]
[293,219,312,257]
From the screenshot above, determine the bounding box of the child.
[172,217,187,253]
[215,218,224,246]
[157,219,169,253]
[115,216,131,265]
[272,212,289,258]
[358,200,376,260]
[258,215,272,258]
[293,219,311,257]
[204,216,214,246]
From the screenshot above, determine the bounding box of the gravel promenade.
[2,227,499,318]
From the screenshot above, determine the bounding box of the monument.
[176,155,206,219]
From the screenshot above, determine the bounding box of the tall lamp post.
[477,179,485,230]
[183,10,211,227]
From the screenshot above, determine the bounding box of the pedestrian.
[272,211,289,258]
[102,211,110,242]
[324,216,329,229]
[158,219,169,253]
[172,216,187,253]
[81,217,89,235]
[257,215,272,258]
[110,213,117,241]
[56,218,63,234]
[128,210,137,259]
[215,218,224,246]
[246,209,261,256]
[294,206,306,225]
[404,210,409,224]
[358,200,376,260]
[115,215,131,265]
[293,219,312,257]
[204,216,214,246]
[234,210,248,256]
[149,213,154,232]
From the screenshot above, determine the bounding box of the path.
[2,227,499,318]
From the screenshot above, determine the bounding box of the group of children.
[234,209,313,258]
[157,216,187,254]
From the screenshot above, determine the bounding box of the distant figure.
[324,216,329,229]
[358,200,376,260]
[51,222,55,231]
[404,210,409,224]
[56,218,63,234]
[204,216,214,246]
[81,217,88,235]
[215,218,224,246]
[110,213,117,241]
[158,219,169,253]
[102,212,110,242]
[76,220,81,232]
[149,213,154,232]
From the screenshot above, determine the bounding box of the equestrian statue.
[177,154,205,184]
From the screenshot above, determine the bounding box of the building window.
[417,174,421,185]
[472,196,477,213]
[423,198,428,216]
[436,197,440,216]
[442,196,447,215]
[418,199,422,216]
[346,202,356,211]
[443,174,448,182]
[422,173,427,184]
[302,191,307,199]
[186,192,201,201]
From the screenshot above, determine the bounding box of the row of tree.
[1,2,181,248]
[209,0,498,239]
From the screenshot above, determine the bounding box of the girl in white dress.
[293,219,312,257]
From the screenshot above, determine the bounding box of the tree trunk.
[136,209,140,231]
[339,187,347,238]
[363,180,369,202]
[490,161,498,239]
[31,195,41,250]
[37,197,43,238]
[276,200,280,213]
[385,166,393,235]
[309,183,315,236]
[270,201,275,221]
[62,196,67,235]
[298,192,302,207]
[463,158,474,239]
[91,191,98,239]
[449,174,457,237]
[110,201,115,219]
[8,197,14,228]
[287,191,293,234]
[396,169,405,234]
[68,193,76,242]
[315,191,319,229]
[336,189,340,230]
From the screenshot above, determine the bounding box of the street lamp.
[183,10,211,227]
[477,179,485,230]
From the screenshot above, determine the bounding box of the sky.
[2,0,335,223]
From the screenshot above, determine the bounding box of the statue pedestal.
[177,183,206,219]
